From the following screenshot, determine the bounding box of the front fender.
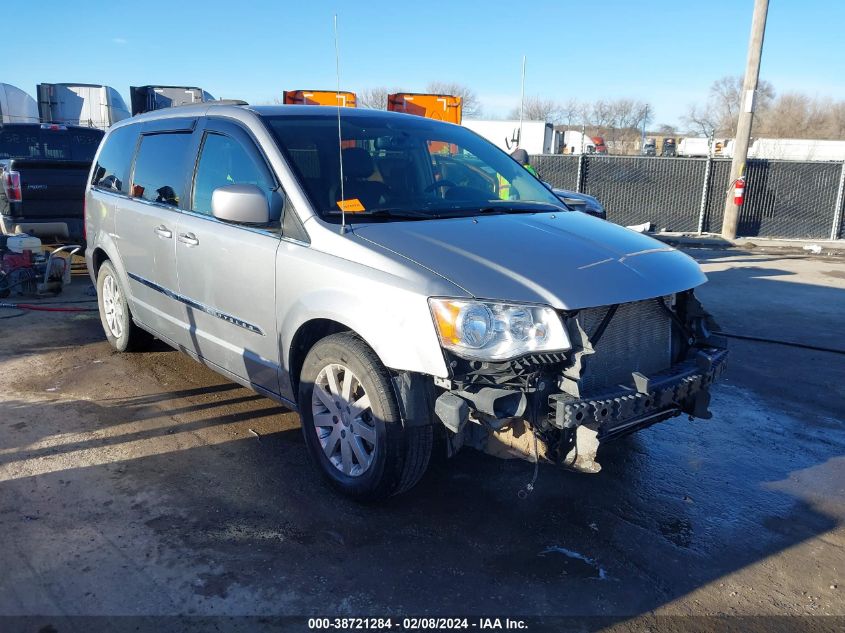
[280,287,449,387]
[276,242,458,400]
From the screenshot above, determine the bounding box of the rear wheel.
[97,261,151,352]
[298,333,432,500]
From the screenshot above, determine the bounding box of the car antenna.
[518,54,526,151]
[334,14,348,235]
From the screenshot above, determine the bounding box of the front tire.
[298,333,432,500]
[97,261,151,352]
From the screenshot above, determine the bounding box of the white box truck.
[561,130,596,154]
[36,83,130,130]
[462,120,557,154]
[0,83,39,123]
[678,137,731,158]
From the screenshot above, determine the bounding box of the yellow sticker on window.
[336,198,365,212]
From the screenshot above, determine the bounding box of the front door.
[173,120,282,394]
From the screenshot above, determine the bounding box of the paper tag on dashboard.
[336,198,365,212]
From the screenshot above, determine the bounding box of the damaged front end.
[428,291,728,473]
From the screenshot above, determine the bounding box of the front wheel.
[298,333,432,500]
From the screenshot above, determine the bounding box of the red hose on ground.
[0,302,98,312]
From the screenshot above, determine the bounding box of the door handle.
[153,225,172,239]
[178,232,199,246]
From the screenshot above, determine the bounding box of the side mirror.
[211,184,270,224]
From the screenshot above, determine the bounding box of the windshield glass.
[0,127,103,161]
[263,112,564,222]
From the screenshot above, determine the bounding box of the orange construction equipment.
[387,93,462,124]
[283,90,357,108]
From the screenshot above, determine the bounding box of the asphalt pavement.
[0,248,843,631]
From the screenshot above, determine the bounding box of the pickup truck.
[0,123,103,240]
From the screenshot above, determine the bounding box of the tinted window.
[192,132,272,215]
[0,126,103,161]
[131,133,192,207]
[91,125,138,193]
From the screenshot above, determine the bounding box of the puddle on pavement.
[658,517,694,548]
[487,545,608,581]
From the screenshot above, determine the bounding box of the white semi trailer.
[746,138,845,161]
[462,119,558,155]
[0,83,39,123]
[37,83,130,130]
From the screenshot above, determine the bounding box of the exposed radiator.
[574,298,673,394]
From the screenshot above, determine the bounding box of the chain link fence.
[532,154,845,240]
[532,154,580,191]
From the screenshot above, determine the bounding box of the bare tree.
[357,86,398,110]
[507,96,561,122]
[559,98,582,127]
[686,78,845,140]
[826,101,845,139]
[756,93,845,139]
[683,75,775,137]
[425,81,482,117]
[682,103,719,139]
[574,98,652,153]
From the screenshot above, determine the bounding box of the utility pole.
[641,104,650,154]
[722,0,769,239]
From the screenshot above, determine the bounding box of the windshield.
[0,126,103,161]
[263,112,564,222]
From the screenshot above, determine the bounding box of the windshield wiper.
[475,204,561,215]
[361,209,438,220]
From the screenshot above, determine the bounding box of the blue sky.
[7,0,844,128]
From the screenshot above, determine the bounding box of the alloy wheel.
[102,274,124,339]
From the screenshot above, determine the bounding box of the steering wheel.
[424,180,458,193]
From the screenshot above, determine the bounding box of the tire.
[96,260,151,352]
[298,333,432,501]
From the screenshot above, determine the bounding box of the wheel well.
[288,319,351,397]
[92,248,109,276]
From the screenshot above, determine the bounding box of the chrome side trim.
[127,272,265,336]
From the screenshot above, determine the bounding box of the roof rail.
[207,99,249,106]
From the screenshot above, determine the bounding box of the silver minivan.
[85,104,727,499]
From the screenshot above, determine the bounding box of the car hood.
[351,212,706,310]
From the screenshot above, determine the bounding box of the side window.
[130,132,192,207]
[91,126,137,194]
[192,132,272,215]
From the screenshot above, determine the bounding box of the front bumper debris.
[435,291,729,473]
[550,347,728,441]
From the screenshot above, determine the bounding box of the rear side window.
[192,132,272,215]
[130,133,192,207]
[91,126,138,194]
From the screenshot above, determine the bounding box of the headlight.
[428,298,571,361]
